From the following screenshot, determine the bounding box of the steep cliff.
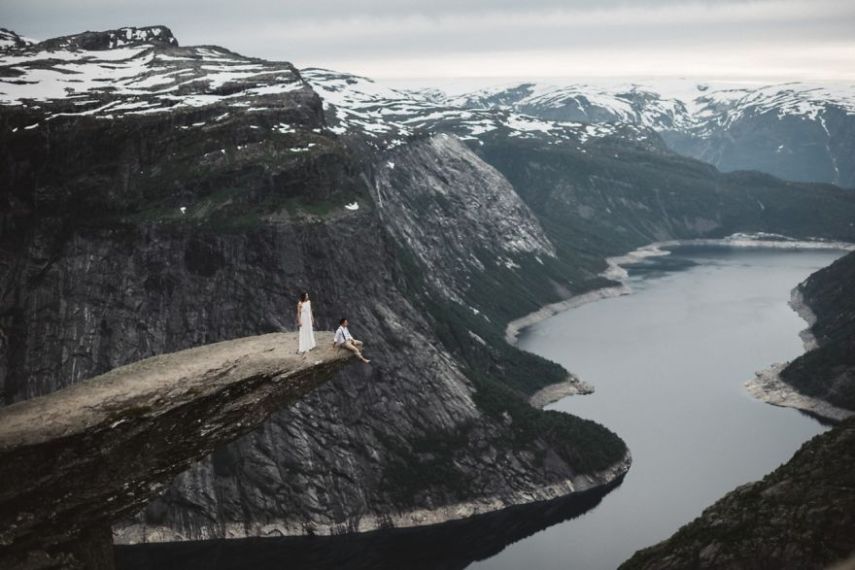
[0,332,353,570]
[1,27,628,544]
[620,417,855,570]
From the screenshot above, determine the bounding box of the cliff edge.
[0,332,353,570]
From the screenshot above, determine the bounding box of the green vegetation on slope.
[475,134,855,254]
[388,242,628,494]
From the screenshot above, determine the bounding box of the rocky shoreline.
[744,287,854,423]
[115,450,632,543]
[503,284,625,408]
[744,363,853,423]
[509,234,854,409]
[789,288,819,350]
[504,285,629,346]
[507,233,855,351]
[529,374,595,409]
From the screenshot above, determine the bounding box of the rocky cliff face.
[0,332,353,570]
[619,417,855,570]
[1,27,628,544]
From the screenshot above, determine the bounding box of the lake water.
[118,246,845,570]
[471,246,844,570]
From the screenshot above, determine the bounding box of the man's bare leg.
[342,340,370,363]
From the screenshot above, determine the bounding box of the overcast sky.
[3,0,854,86]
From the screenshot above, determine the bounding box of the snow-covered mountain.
[453,80,855,187]
[5,28,849,187]
[5,26,855,565]
[453,81,695,131]
[0,34,652,155]
[297,70,855,187]
[300,68,655,150]
[0,29,33,51]
[0,25,313,120]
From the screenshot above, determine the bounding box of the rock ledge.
[0,332,353,570]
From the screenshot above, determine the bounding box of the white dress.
[298,301,316,353]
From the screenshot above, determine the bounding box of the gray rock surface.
[0,332,354,570]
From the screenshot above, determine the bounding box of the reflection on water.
[117,477,623,570]
[118,246,845,570]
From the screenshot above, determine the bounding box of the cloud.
[3,0,854,81]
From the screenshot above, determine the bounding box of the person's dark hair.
[339,317,347,325]
[300,291,309,302]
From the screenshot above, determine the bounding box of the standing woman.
[297,292,316,353]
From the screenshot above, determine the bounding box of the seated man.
[334,318,370,363]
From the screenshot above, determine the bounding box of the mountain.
[454,80,855,187]
[0,26,629,546]
[3,26,855,551]
[302,68,855,258]
[299,68,650,150]
[0,25,311,119]
[0,29,33,51]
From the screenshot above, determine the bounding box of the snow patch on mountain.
[0,28,307,119]
[454,79,855,137]
[301,68,647,148]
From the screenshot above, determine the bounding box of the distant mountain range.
[453,80,855,188]
[302,71,855,187]
[3,28,852,187]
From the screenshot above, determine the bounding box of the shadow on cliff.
[117,475,624,570]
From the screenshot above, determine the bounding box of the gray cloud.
[2,0,853,82]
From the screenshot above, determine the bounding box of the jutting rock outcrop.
[0,332,353,570]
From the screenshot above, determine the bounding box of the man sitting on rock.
[334,318,370,363]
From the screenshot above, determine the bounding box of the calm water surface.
[119,247,845,570]
[472,246,844,570]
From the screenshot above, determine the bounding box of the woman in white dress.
[296,292,316,353]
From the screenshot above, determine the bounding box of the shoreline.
[505,285,629,346]
[745,280,852,423]
[508,234,854,407]
[529,373,595,409]
[744,363,853,423]
[115,450,632,543]
[789,287,819,351]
